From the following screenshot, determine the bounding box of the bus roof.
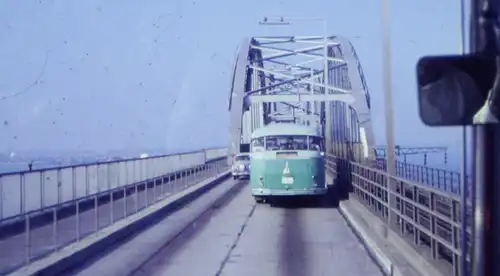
[251,123,321,138]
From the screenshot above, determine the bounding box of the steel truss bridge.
[0,35,468,276]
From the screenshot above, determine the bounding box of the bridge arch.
[227,36,376,164]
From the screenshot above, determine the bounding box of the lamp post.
[381,0,396,227]
[458,0,469,274]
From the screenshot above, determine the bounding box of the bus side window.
[252,137,265,152]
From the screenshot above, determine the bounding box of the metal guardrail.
[0,159,229,275]
[326,154,469,276]
[0,147,227,222]
[375,159,468,195]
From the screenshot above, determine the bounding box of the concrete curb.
[338,201,402,276]
[9,171,231,276]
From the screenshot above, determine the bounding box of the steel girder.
[227,36,376,164]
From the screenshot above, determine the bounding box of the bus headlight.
[320,152,325,156]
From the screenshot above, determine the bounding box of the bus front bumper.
[252,187,328,196]
[232,172,250,178]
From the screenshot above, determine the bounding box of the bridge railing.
[326,154,470,276]
[0,147,228,275]
[331,142,467,195]
[0,147,227,222]
[375,159,466,195]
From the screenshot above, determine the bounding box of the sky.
[0,0,467,168]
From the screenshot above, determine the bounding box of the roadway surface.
[0,166,219,275]
[68,178,383,276]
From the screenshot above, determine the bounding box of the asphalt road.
[70,178,383,276]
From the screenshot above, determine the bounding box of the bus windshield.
[308,136,323,151]
[250,135,324,151]
[266,135,307,150]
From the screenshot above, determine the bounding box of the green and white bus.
[249,123,327,203]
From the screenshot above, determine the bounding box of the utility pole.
[381,0,396,226]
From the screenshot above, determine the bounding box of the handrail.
[0,146,227,177]
[0,148,228,222]
[326,154,469,276]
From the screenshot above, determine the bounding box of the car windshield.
[235,155,250,161]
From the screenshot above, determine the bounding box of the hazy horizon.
[1,0,467,172]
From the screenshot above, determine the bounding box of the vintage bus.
[249,123,327,203]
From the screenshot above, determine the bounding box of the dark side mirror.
[416,54,498,126]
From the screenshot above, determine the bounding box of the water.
[0,162,58,174]
[0,156,460,175]
[397,153,460,172]
[0,163,27,174]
